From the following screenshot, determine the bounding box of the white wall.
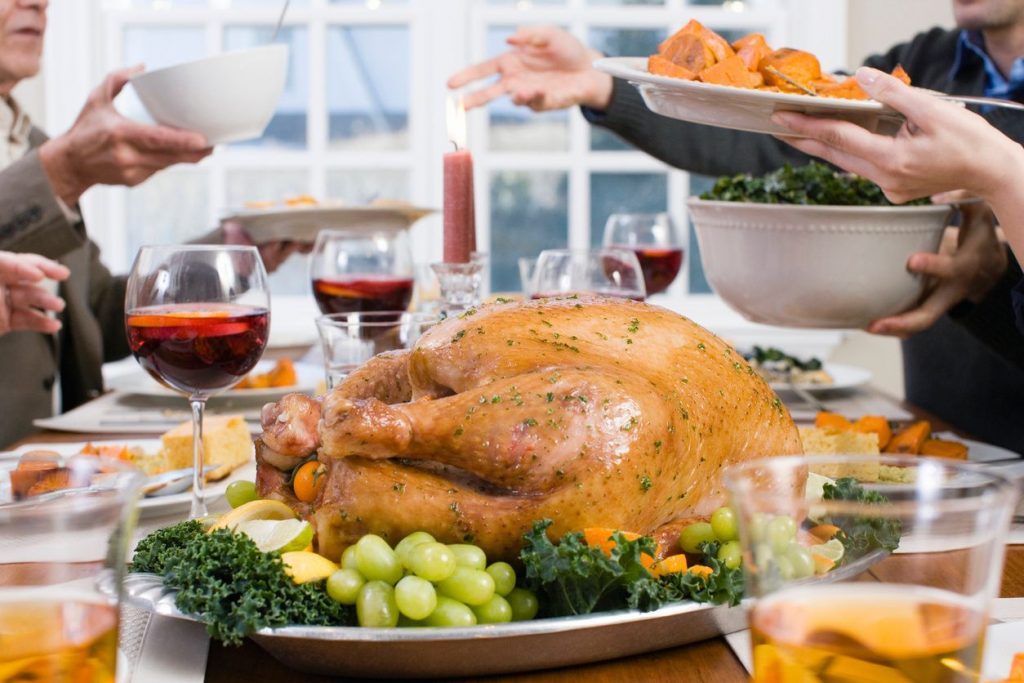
[847,0,954,67]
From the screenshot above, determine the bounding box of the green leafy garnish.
[131,521,352,645]
[701,162,930,206]
[519,520,743,618]
[822,477,902,561]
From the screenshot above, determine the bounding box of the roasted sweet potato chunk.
[648,54,696,80]
[818,77,870,100]
[732,33,772,71]
[660,32,716,74]
[759,48,822,93]
[699,55,761,88]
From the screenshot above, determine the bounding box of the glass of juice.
[602,212,684,296]
[125,245,270,518]
[723,455,1018,683]
[0,455,142,683]
[315,311,438,390]
[310,229,414,315]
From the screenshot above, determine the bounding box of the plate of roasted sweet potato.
[595,19,909,137]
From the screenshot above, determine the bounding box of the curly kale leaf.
[131,522,352,645]
[822,477,902,561]
[700,162,930,207]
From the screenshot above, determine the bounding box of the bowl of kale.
[686,162,952,329]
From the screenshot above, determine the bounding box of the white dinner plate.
[594,57,906,137]
[768,362,872,393]
[0,440,256,519]
[107,360,321,400]
[221,204,436,244]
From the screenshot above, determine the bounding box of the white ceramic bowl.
[686,198,952,329]
[130,44,288,145]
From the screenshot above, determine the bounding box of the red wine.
[311,276,414,315]
[125,304,268,394]
[615,246,683,296]
[531,292,644,302]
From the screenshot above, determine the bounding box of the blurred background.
[21,0,954,396]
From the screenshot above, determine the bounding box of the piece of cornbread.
[160,414,253,481]
[798,426,880,482]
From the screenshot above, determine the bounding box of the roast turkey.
[257,296,801,561]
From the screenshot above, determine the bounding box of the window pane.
[490,171,568,292]
[224,169,310,208]
[588,28,666,151]
[487,26,568,152]
[120,27,205,123]
[327,26,410,150]
[326,170,410,204]
[486,0,565,5]
[330,0,407,4]
[224,26,309,149]
[687,174,716,294]
[588,0,663,5]
[588,173,667,246]
[125,171,209,258]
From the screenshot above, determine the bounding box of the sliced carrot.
[650,554,688,578]
[808,524,841,542]
[884,420,931,455]
[851,415,892,450]
[920,438,969,460]
[812,555,835,575]
[815,411,852,430]
[688,565,714,580]
[582,527,658,569]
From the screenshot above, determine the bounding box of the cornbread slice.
[798,426,880,482]
[160,415,253,481]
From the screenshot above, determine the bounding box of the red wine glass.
[602,213,684,296]
[310,229,414,315]
[532,248,646,301]
[125,245,270,518]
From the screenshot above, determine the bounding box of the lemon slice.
[804,471,835,503]
[208,499,296,532]
[236,519,314,554]
[281,551,338,584]
[810,538,845,565]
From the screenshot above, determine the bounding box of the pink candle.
[443,147,474,264]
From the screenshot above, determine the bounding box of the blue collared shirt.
[951,30,1024,99]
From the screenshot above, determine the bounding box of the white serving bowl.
[686,198,953,329]
[130,44,288,145]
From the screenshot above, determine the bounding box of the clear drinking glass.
[0,456,142,682]
[723,455,1018,682]
[125,245,270,518]
[310,229,414,315]
[315,311,438,390]
[602,212,684,296]
[532,248,646,300]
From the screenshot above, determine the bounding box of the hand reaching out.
[448,25,613,112]
[220,220,311,274]
[0,251,70,336]
[867,203,1008,338]
[38,66,214,207]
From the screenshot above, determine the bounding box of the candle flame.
[447,93,467,150]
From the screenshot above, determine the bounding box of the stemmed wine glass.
[602,213,684,296]
[531,248,647,300]
[125,245,270,518]
[310,229,414,315]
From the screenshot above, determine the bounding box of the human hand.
[0,251,70,336]
[867,203,1007,337]
[770,67,1023,204]
[220,220,310,274]
[38,66,213,206]
[448,25,613,111]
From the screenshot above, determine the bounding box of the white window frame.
[42,0,847,352]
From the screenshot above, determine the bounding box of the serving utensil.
[142,465,220,497]
[271,0,291,42]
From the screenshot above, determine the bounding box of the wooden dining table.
[8,393,1022,682]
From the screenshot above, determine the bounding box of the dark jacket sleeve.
[582,78,812,176]
[0,149,86,259]
[86,240,130,363]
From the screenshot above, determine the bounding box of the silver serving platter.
[119,546,884,679]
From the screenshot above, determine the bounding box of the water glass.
[723,455,1018,682]
[315,311,438,390]
[0,457,142,682]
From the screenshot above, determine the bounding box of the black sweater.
[585,27,1024,454]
